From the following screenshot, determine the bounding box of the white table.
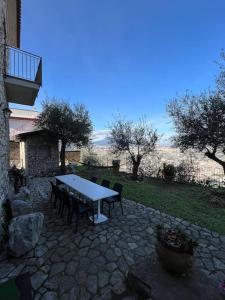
[55,174,118,224]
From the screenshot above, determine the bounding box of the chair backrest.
[71,197,82,213]
[90,176,98,183]
[101,179,110,188]
[51,181,57,194]
[113,183,123,198]
[59,189,71,206]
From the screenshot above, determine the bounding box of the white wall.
[9,118,36,140]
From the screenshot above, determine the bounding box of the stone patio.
[0,177,225,299]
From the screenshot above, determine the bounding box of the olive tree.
[167,91,225,173]
[109,118,159,180]
[36,99,92,173]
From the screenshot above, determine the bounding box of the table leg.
[89,199,108,224]
[97,200,100,218]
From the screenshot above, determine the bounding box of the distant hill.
[93,137,109,146]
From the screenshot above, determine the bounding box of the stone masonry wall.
[10,141,20,167]
[0,0,9,239]
[24,133,59,177]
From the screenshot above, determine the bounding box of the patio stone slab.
[126,257,225,300]
[0,177,224,299]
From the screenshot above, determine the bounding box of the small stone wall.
[65,150,81,163]
[22,132,59,177]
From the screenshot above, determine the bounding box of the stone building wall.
[0,0,9,239]
[65,150,81,163]
[23,132,59,177]
[10,141,20,167]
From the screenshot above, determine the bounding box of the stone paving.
[0,177,225,299]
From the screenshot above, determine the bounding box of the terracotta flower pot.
[156,240,195,275]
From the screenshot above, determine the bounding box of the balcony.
[4,46,42,106]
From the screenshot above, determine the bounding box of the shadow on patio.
[0,177,225,300]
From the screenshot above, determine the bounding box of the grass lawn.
[77,167,225,235]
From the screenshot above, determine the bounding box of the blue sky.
[14,0,225,142]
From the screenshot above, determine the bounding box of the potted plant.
[155,225,197,275]
[112,160,120,173]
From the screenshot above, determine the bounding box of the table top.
[55,174,118,201]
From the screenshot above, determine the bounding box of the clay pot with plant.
[155,225,197,275]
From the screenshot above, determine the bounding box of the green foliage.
[168,84,225,172]
[77,169,225,234]
[36,99,92,172]
[175,161,196,183]
[109,117,159,180]
[168,91,225,153]
[162,163,176,181]
[36,99,92,146]
[82,153,102,167]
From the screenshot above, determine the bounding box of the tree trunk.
[205,151,225,174]
[60,141,66,174]
[132,156,142,180]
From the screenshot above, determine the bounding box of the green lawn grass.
[77,167,225,235]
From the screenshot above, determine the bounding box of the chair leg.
[69,210,72,224]
[60,203,64,216]
[120,200,124,215]
[57,199,60,214]
[53,196,57,208]
[75,214,79,233]
[108,203,111,217]
[67,207,71,224]
[92,210,95,226]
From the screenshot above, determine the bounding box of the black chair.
[102,183,123,217]
[59,190,72,223]
[70,197,95,232]
[50,182,61,209]
[90,176,98,183]
[101,179,110,188]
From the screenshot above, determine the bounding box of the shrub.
[162,163,176,181]
[82,153,102,167]
[175,161,196,183]
[112,160,120,172]
[138,154,162,179]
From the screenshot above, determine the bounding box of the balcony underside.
[4,76,40,106]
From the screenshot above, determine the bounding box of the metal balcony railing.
[5,46,42,85]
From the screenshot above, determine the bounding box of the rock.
[13,186,31,201]
[42,291,58,300]
[10,200,32,217]
[9,213,44,257]
[87,275,98,294]
[50,262,65,276]
[39,190,49,201]
[31,271,48,290]
[98,271,110,288]
[128,243,137,250]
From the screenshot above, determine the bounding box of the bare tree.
[109,117,159,180]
